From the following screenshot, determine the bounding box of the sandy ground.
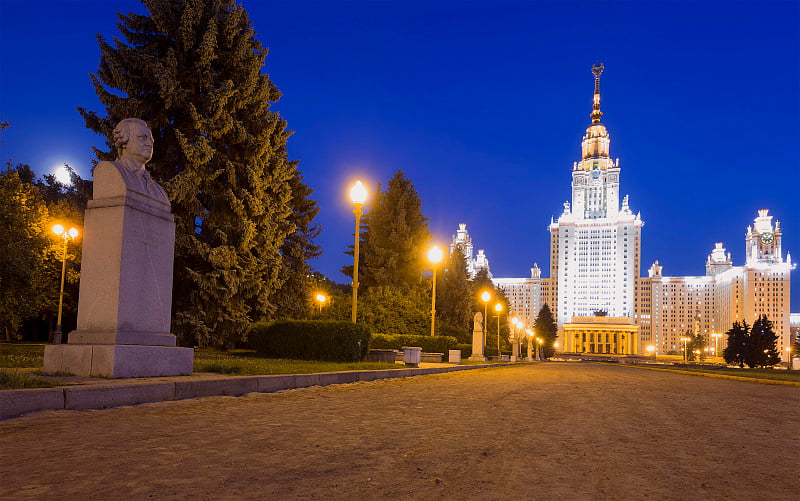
[1,363,798,500]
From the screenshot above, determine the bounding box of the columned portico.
[563,316,639,355]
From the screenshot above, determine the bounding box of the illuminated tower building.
[549,64,643,335]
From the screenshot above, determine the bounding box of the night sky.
[1,0,797,310]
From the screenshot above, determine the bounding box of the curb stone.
[0,362,525,420]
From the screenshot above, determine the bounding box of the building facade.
[490,65,794,355]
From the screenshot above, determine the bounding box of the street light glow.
[481,291,491,303]
[54,165,72,185]
[494,303,502,312]
[53,224,65,236]
[349,180,367,205]
[427,245,443,264]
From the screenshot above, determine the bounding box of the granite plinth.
[43,344,193,378]
[68,330,176,346]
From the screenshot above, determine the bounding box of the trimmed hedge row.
[370,333,459,353]
[248,320,370,362]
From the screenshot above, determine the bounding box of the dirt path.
[1,363,798,500]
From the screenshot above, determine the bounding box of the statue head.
[113,118,153,165]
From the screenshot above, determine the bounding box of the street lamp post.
[481,291,491,356]
[52,224,79,344]
[536,337,544,361]
[786,347,793,370]
[494,303,502,360]
[511,317,519,361]
[427,245,443,336]
[711,333,722,362]
[646,344,656,362]
[680,337,691,362]
[349,181,367,323]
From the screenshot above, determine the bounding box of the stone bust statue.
[473,311,483,332]
[92,118,169,205]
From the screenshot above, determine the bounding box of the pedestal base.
[469,355,486,362]
[44,344,193,378]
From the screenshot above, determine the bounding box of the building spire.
[591,62,604,123]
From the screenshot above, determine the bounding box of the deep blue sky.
[1,0,798,310]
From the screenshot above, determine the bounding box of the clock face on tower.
[760,232,774,244]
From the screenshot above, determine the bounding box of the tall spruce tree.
[79,0,315,346]
[436,244,473,332]
[357,170,430,291]
[269,170,321,320]
[534,303,558,358]
[723,321,749,368]
[748,315,780,368]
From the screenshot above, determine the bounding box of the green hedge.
[437,323,471,344]
[248,320,370,362]
[370,333,459,353]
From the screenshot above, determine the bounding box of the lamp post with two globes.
[52,224,79,344]
[349,181,368,323]
[427,245,443,336]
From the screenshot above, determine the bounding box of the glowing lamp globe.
[481,291,491,303]
[427,245,444,264]
[350,181,367,205]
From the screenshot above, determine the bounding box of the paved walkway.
[1,363,798,500]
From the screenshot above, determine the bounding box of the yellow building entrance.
[563,316,639,355]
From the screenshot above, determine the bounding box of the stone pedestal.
[43,140,193,378]
[402,347,422,367]
[469,314,485,362]
[448,349,462,364]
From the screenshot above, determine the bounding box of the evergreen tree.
[747,315,780,368]
[79,0,314,347]
[534,303,558,358]
[268,170,321,320]
[723,321,749,368]
[436,244,472,333]
[357,170,430,291]
[686,328,706,362]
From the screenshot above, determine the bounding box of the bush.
[248,320,370,362]
[437,323,470,344]
[458,343,473,359]
[370,333,459,353]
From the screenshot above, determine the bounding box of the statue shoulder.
[92,160,128,200]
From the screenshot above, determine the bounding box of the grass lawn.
[643,365,800,383]
[193,348,397,375]
[0,343,46,368]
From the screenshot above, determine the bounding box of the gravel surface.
[1,362,797,500]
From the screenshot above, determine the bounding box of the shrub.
[248,320,370,362]
[370,333,459,353]
[458,343,472,359]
